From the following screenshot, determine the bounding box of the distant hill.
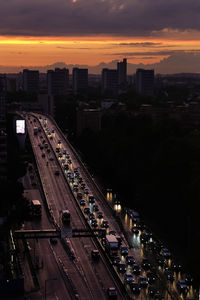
[1,53,200,74]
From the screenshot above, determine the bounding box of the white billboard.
[16,120,25,134]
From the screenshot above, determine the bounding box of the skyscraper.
[23,69,39,93]
[73,68,88,95]
[135,69,154,96]
[101,68,118,95]
[117,58,127,88]
[47,68,69,96]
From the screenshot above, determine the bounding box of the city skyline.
[1,0,200,71]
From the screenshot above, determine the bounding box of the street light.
[44,278,57,300]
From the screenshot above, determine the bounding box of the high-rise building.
[47,68,69,96]
[0,75,7,181]
[101,68,118,95]
[135,69,154,96]
[23,69,39,93]
[73,68,88,95]
[117,58,127,88]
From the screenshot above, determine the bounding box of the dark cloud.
[109,50,200,56]
[118,42,163,47]
[0,0,200,36]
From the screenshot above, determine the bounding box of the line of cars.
[35,117,196,299]
[50,135,167,298]
[124,208,196,299]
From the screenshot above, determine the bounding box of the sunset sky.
[1,0,200,68]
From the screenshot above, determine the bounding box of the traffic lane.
[33,239,73,300]
[30,116,123,298]
[52,238,94,299]
[35,115,126,299]
[71,237,124,300]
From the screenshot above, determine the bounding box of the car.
[50,238,57,245]
[81,183,86,189]
[69,176,74,183]
[91,249,100,260]
[89,195,95,203]
[132,264,141,275]
[120,246,128,256]
[56,148,60,153]
[80,199,86,206]
[44,143,48,148]
[89,213,95,220]
[101,237,106,246]
[40,145,44,150]
[171,261,182,272]
[84,188,89,194]
[160,247,171,259]
[117,263,126,273]
[140,232,151,244]
[78,177,83,183]
[112,256,121,266]
[148,286,158,297]
[74,172,79,178]
[97,212,103,219]
[185,274,193,286]
[165,270,174,282]
[73,184,78,192]
[58,139,61,144]
[68,159,72,164]
[147,272,156,284]
[107,287,117,298]
[77,192,82,199]
[109,230,116,235]
[67,171,72,178]
[139,276,148,288]
[124,273,134,284]
[91,220,98,228]
[101,220,109,228]
[41,153,45,158]
[157,255,165,266]
[130,283,141,294]
[64,164,69,170]
[66,153,70,159]
[93,204,99,212]
[177,280,190,294]
[115,235,122,245]
[84,207,90,215]
[58,153,62,158]
[132,226,140,234]
[126,256,135,265]
[114,198,120,205]
[142,258,151,270]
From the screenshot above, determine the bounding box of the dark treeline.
[74,112,200,286]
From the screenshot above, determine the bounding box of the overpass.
[14,228,106,239]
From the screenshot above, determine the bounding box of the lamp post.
[44,278,57,300]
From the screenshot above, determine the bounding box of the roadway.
[24,114,125,299]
